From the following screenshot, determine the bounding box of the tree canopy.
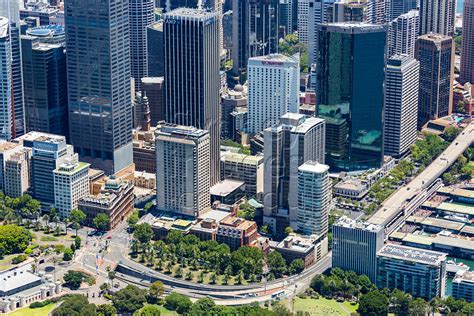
[0,225,31,256]
[112,285,147,314]
[52,295,96,316]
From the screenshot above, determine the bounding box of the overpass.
[368,124,474,229]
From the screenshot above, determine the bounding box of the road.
[369,123,474,227]
[74,221,331,304]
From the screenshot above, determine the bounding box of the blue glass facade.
[317,23,386,171]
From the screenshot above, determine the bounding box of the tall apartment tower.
[1,1,25,139]
[386,0,418,21]
[164,8,220,186]
[155,124,211,218]
[416,34,454,127]
[263,113,326,234]
[384,55,419,158]
[129,0,154,92]
[332,216,385,283]
[297,161,331,236]
[21,28,68,138]
[247,54,300,135]
[65,0,133,175]
[460,0,474,84]
[419,0,456,36]
[298,0,310,43]
[0,17,13,141]
[317,23,386,171]
[53,160,90,218]
[366,0,386,24]
[231,0,279,82]
[147,21,164,78]
[388,10,420,58]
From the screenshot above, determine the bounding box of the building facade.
[65,0,133,174]
[419,0,455,36]
[332,216,384,282]
[53,161,90,218]
[297,161,331,236]
[220,152,264,199]
[460,0,474,84]
[388,10,419,58]
[21,28,68,137]
[147,22,164,78]
[297,0,310,43]
[377,244,447,300]
[317,23,386,171]
[141,77,164,126]
[155,124,211,218]
[416,34,454,127]
[452,270,474,302]
[247,54,300,135]
[231,0,279,82]
[386,0,418,21]
[129,0,154,92]
[216,215,258,251]
[384,55,419,158]
[0,17,13,141]
[164,8,221,185]
[4,148,31,198]
[263,114,326,234]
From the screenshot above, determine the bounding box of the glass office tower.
[65,0,133,175]
[317,23,386,171]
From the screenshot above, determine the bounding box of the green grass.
[342,300,359,314]
[155,305,178,316]
[8,303,57,316]
[39,235,58,242]
[0,255,16,271]
[291,297,356,316]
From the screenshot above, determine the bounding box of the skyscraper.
[65,0,133,175]
[384,55,419,158]
[263,113,326,234]
[317,23,386,171]
[419,0,456,36]
[298,0,310,43]
[280,0,294,36]
[147,21,164,78]
[388,10,419,58]
[308,0,336,66]
[416,34,454,127]
[247,54,300,135]
[21,26,68,137]
[332,216,384,283]
[0,17,13,141]
[231,0,279,82]
[129,0,154,92]
[297,161,331,236]
[164,8,221,185]
[366,0,386,24]
[386,0,418,21]
[460,0,474,84]
[155,124,210,218]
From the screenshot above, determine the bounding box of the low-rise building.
[210,179,246,205]
[53,160,90,218]
[271,234,327,268]
[377,244,447,300]
[132,127,156,174]
[4,148,31,198]
[79,177,134,229]
[216,215,258,251]
[452,270,474,302]
[133,170,156,190]
[220,152,263,200]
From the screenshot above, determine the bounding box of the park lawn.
[155,305,178,316]
[0,255,15,271]
[292,297,351,316]
[8,303,57,316]
[342,300,359,314]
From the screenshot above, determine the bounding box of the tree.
[284,226,294,236]
[133,305,161,316]
[273,302,292,316]
[409,298,430,316]
[445,296,467,313]
[148,281,165,303]
[0,225,32,255]
[52,295,96,316]
[97,304,116,316]
[267,251,287,277]
[63,248,74,261]
[75,236,81,249]
[112,285,147,314]
[289,259,305,275]
[462,302,474,315]
[164,292,192,314]
[63,271,85,290]
[390,289,411,315]
[442,172,455,184]
[127,209,140,229]
[92,213,110,231]
[358,290,389,315]
[99,282,110,293]
[143,202,154,212]
[133,223,153,244]
[69,209,86,236]
[210,273,217,284]
[189,298,215,315]
[443,126,461,142]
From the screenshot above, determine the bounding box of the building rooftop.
[0,142,20,153]
[249,53,299,64]
[0,266,41,294]
[378,244,446,266]
[165,8,218,21]
[432,234,474,250]
[402,233,434,246]
[54,161,89,176]
[436,202,474,216]
[219,215,256,231]
[199,209,231,223]
[0,17,8,38]
[210,179,245,197]
[406,216,465,231]
[324,22,386,33]
[453,270,474,284]
[155,123,208,140]
[26,24,64,37]
[275,234,316,254]
[418,32,452,42]
[141,76,164,84]
[299,161,329,174]
[334,216,383,232]
[221,152,263,166]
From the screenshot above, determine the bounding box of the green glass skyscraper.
[317,22,386,171]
